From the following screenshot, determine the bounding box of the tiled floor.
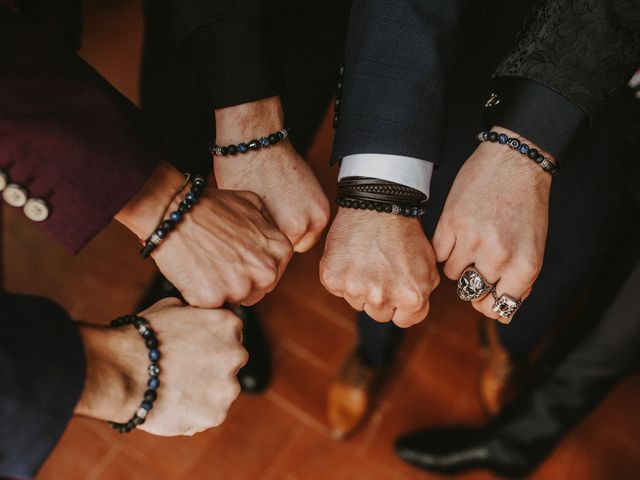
[3,1,640,479]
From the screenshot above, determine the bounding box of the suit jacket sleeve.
[172,0,284,109]
[484,0,640,159]
[0,7,160,253]
[0,292,85,480]
[331,0,463,166]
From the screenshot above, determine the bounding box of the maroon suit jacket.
[1,7,159,478]
[0,7,158,253]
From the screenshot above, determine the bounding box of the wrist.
[74,324,146,423]
[214,96,285,145]
[479,126,555,185]
[115,162,186,241]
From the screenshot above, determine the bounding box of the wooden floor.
[3,1,640,479]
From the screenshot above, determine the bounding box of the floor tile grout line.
[280,338,336,375]
[85,445,122,480]
[265,390,327,435]
[258,423,306,480]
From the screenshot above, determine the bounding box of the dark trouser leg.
[495,94,640,361]
[357,312,405,367]
[493,258,640,467]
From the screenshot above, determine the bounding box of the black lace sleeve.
[495,0,640,121]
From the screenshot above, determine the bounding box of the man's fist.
[320,208,440,328]
[433,127,552,323]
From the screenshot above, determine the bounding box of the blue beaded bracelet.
[208,128,290,156]
[477,131,559,177]
[140,174,206,259]
[108,315,161,434]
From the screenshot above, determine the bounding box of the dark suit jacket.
[0,7,160,478]
[333,0,640,165]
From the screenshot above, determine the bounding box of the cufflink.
[3,184,28,207]
[0,170,7,191]
[23,198,50,222]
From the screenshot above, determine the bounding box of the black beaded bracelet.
[108,315,161,434]
[477,131,559,177]
[336,196,426,217]
[208,127,290,156]
[140,174,206,259]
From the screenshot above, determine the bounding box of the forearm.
[115,161,187,241]
[0,293,85,479]
[214,96,285,145]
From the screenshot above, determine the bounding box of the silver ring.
[491,288,522,319]
[457,266,494,301]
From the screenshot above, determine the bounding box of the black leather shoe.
[395,427,533,478]
[235,305,271,394]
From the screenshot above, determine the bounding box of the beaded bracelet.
[108,315,161,434]
[140,174,206,259]
[336,196,426,217]
[208,127,290,156]
[477,131,559,177]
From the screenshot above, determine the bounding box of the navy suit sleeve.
[0,293,85,480]
[331,0,463,165]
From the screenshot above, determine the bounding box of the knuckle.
[366,287,386,307]
[398,287,424,311]
[320,267,343,293]
[188,289,224,309]
[513,255,542,280]
[343,280,365,299]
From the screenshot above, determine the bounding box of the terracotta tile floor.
[3,1,640,479]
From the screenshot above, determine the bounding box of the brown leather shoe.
[327,350,386,440]
[478,319,521,417]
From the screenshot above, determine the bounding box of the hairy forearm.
[214,96,285,144]
[74,324,146,423]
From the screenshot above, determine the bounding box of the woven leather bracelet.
[337,176,427,206]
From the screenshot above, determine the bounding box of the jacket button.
[23,198,50,222]
[0,171,7,191]
[2,184,28,207]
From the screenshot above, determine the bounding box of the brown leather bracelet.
[337,176,427,205]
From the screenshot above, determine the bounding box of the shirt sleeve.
[338,154,434,199]
[0,292,85,480]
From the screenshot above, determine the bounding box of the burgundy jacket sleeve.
[0,7,159,253]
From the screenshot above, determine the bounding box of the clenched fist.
[75,298,248,436]
[320,208,440,328]
[433,126,552,322]
[214,96,330,253]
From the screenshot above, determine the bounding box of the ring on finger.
[457,266,495,301]
[491,288,522,319]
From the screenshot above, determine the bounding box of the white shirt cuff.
[338,154,433,198]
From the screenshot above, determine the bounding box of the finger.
[442,243,475,281]
[343,294,366,312]
[363,303,396,323]
[293,228,322,253]
[236,190,265,211]
[472,267,534,324]
[392,302,430,328]
[432,219,456,263]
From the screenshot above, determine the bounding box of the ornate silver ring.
[491,289,522,320]
[457,266,494,301]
